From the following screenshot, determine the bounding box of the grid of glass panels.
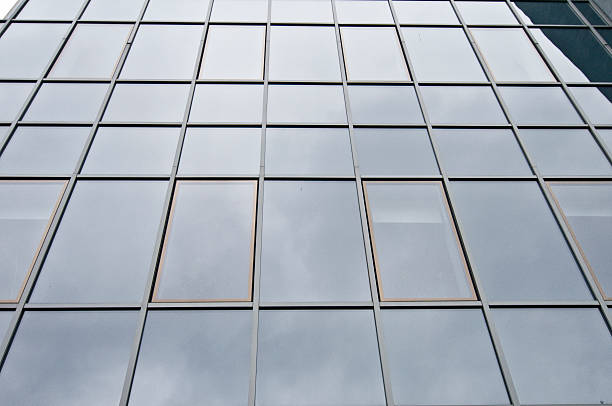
[0,0,611,405]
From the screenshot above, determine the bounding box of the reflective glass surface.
[256,310,385,405]
[210,0,268,22]
[569,86,612,125]
[450,181,590,301]
[512,1,581,25]
[190,84,263,123]
[129,311,252,406]
[155,181,256,301]
[104,84,190,122]
[573,2,605,25]
[499,86,583,125]
[0,82,34,121]
[17,0,83,19]
[335,0,393,24]
[271,0,333,22]
[0,312,12,338]
[348,85,423,124]
[421,86,507,124]
[393,0,459,24]
[82,0,144,20]
[261,181,370,302]
[382,309,509,405]
[265,128,354,176]
[23,83,108,122]
[32,181,167,303]
[0,311,137,406]
[267,85,347,124]
[143,0,211,21]
[456,1,517,25]
[600,129,612,150]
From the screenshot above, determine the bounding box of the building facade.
[0,0,611,404]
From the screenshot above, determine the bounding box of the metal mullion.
[0,0,33,35]
[390,1,522,404]
[333,2,394,405]
[567,0,612,53]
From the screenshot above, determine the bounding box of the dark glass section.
[512,1,582,25]
[573,2,605,25]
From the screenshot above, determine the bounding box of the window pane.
[0,181,65,301]
[0,23,68,78]
[82,0,144,20]
[499,86,583,125]
[520,129,612,176]
[512,1,582,25]
[190,84,263,123]
[256,310,385,405]
[0,312,12,338]
[271,0,333,23]
[421,86,507,125]
[365,182,474,300]
[0,82,34,121]
[569,86,612,125]
[82,127,180,175]
[31,181,167,303]
[573,2,605,25]
[493,308,612,404]
[210,0,268,22]
[599,129,612,150]
[121,25,203,79]
[129,311,251,406]
[550,183,612,299]
[155,181,256,301]
[354,128,439,176]
[24,83,108,122]
[393,0,459,24]
[50,24,131,79]
[200,25,265,80]
[348,85,423,124]
[456,1,517,25]
[433,129,531,176]
[472,28,554,81]
[335,0,393,24]
[261,181,370,302]
[265,128,354,176]
[450,181,590,301]
[401,27,485,81]
[0,311,137,406]
[104,84,190,122]
[382,309,508,405]
[270,26,340,81]
[267,85,346,124]
[143,0,211,21]
[179,127,261,175]
[17,0,83,19]
[0,127,89,174]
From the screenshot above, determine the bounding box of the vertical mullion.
[331,2,394,405]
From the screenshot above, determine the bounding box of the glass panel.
[598,28,612,45]
[499,86,583,125]
[129,311,251,406]
[520,129,612,176]
[433,129,531,176]
[210,0,268,22]
[382,309,508,405]
[271,0,333,22]
[179,128,261,175]
[155,181,256,301]
[50,24,131,79]
[82,0,144,20]
[0,311,137,406]
[143,0,211,21]
[354,128,439,176]
[0,127,89,174]
[493,308,612,404]
[341,27,410,81]
[261,181,370,302]
[421,86,507,125]
[335,0,393,24]
[0,82,34,121]
[121,25,203,79]
[401,27,485,81]
[450,181,590,301]
[270,26,340,81]
[81,127,180,175]
[104,84,190,122]
[23,83,108,122]
[472,28,554,81]
[511,1,582,25]
[190,84,263,123]
[17,0,83,19]
[0,312,12,338]
[549,183,612,298]
[267,85,346,124]
[0,127,7,144]
[365,182,474,300]
[393,0,458,24]
[348,85,423,124]
[600,129,612,150]
[256,310,385,405]
[200,25,265,80]
[265,128,354,176]
[569,86,612,125]
[0,23,68,78]
[574,2,605,25]
[31,181,167,303]
[0,181,65,301]
[456,1,517,25]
